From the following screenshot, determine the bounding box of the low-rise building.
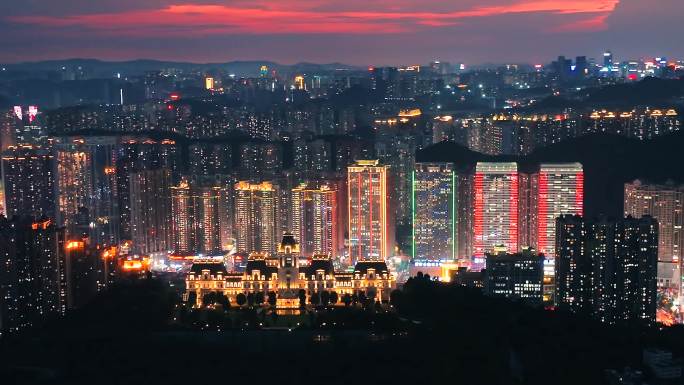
[484,247,544,305]
[185,233,396,309]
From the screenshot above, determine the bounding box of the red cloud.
[8,1,620,36]
[552,14,611,32]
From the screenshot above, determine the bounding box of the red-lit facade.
[535,163,584,257]
[348,160,390,263]
[473,162,519,256]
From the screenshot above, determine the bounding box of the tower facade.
[1,145,55,220]
[347,160,390,263]
[129,169,172,255]
[291,183,339,257]
[535,163,584,257]
[624,180,684,263]
[234,181,278,254]
[54,136,119,246]
[412,162,457,262]
[473,162,519,256]
[555,215,658,324]
[0,217,64,334]
[171,179,225,255]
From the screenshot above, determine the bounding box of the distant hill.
[0,59,362,78]
[584,77,684,106]
[417,131,684,218]
[526,77,684,111]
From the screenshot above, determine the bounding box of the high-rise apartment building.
[473,162,519,256]
[348,160,391,263]
[1,145,55,220]
[412,162,457,262]
[0,217,64,334]
[62,237,101,310]
[291,183,340,257]
[376,131,418,228]
[129,169,172,255]
[194,185,224,254]
[54,136,119,246]
[171,179,193,254]
[171,178,226,255]
[238,142,282,181]
[188,142,232,177]
[55,139,90,237]
[624,180,683,263]
[555,215,658,324]
[116,137,180,240]
[484,247,544,305]
[234,181,278,254]
[534,163,584,257]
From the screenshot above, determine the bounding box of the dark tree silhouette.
[342,293,352,307]
[310,291,321,306]
[255,292,265,306]
[320,291,330,307]
[187,291,197,306]
[298,289,307,309]
[358,291,368,307]
[329,291,338,305]
[267,291,277,307]
[236,293,247,307]
[216,293,230,309]
[368,288,377,302]
[202,292,217,307]
[390,289,403,309]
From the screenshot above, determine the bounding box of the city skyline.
[3,3,684,383]
[1,0,683,65]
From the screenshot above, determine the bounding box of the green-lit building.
[412,162,457,264]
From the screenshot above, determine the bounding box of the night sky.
[1,0,681,65]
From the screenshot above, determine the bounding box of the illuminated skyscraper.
[116,137,181,241]
[129,169,172,255]
[412,162,457,262]
[603,50,614,69]
[54,136,119,246]
[534,163,584,257]
[194,185,223,254]
[55,139,91,239]
[205,77,215,90]
[291,183,339,257]
[376,129,420,228]
[624,180,684,263]
[171,178,226,255]
[0,108,17,151]
[473,162,519,256]
[348,160,391,263]
[171,179,193,254]
[1,145,55,220]
[234,181,278,254]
